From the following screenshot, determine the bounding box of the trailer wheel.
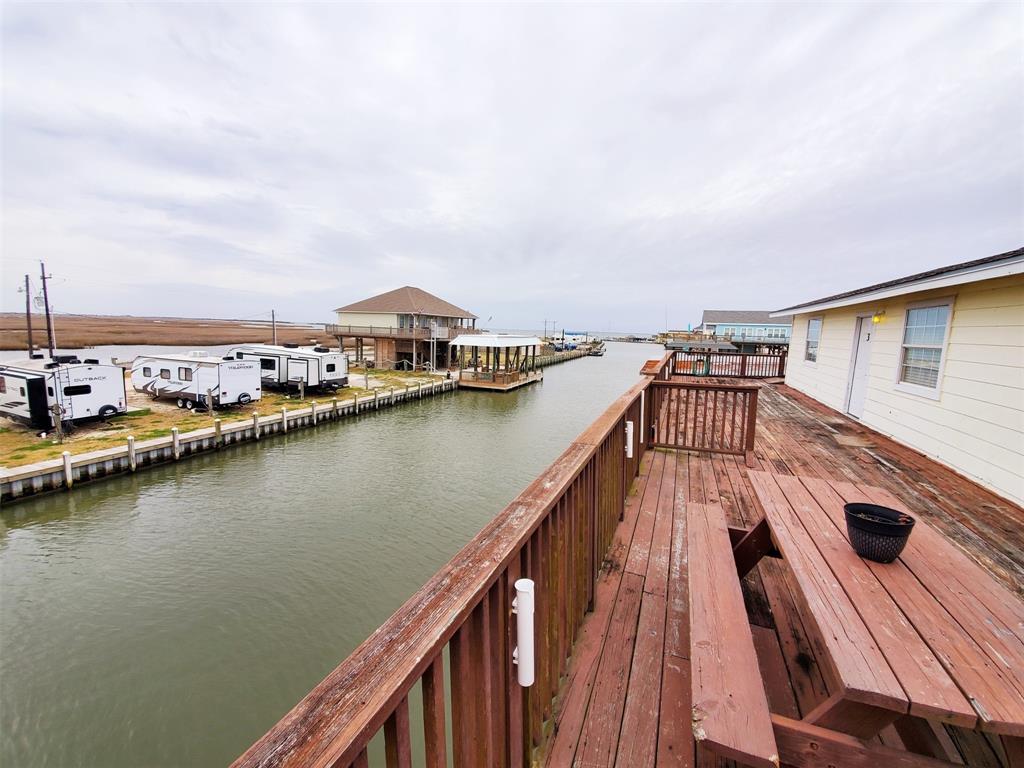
[98,405,117,418]
[176,398,186,408]
[237,392,252,405]
[184,400,195,411]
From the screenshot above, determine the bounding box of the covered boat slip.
[234,356,1024,768]
[452,334,543,391]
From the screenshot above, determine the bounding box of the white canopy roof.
[451,334,541,348]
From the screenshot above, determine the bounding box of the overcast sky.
[2,2,1021,332]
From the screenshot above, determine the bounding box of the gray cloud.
[2,2,1021,331]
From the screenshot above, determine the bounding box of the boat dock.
[232,351,1024,768]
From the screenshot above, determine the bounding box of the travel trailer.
[131,352,261,409]
[0,356,128,429]
[225,343,348,390]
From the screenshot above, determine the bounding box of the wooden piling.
[127,435,137,471]
[172,427,181,459]
[62,451,73,490]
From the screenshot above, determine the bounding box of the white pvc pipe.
[625,420,635,459]
[513,578,535,687]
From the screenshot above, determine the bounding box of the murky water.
[0,342,661,767]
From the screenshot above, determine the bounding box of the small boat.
[587,341,606,356]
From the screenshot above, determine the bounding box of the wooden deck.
[543,379,1024,767]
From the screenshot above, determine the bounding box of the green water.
[0,342,661,768]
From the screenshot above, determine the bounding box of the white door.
[847,318,872,418]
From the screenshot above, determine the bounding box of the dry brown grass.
[0,313,335,350]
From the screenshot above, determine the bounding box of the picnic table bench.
[687,473,1024,767]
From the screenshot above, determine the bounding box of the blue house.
[697,310,792,352]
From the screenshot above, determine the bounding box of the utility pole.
[19,275,34,354]
[40,261,56,358]
[271,309,278,345]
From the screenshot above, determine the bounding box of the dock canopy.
[451,334,541,348]
[451,334,543,391]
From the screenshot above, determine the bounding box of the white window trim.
[803,316,824,366]
[893,296,954,401]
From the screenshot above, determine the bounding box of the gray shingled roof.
[701,310,793,325]
[334,286,477,319]
[776,246,1024,313]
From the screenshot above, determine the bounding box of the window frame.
[893,296,954,401]
[804,316,824,364]
[179,367,193,382]
[159,368,171,380]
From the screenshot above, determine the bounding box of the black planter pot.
[844,503,915,563]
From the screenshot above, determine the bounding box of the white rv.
[0,356,128,429]
[131,352,261,409]
[225,344,348,390]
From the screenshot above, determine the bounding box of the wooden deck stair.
[543,380,1023,768]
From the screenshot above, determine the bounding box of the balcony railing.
[325,324,480,340]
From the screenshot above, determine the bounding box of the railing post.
[744,387,759,467]
[740,354,747,377]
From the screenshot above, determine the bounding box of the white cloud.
[2,2,1021,331]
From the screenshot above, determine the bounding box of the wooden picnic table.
[740,471,1024,767]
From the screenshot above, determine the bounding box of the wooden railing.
[233,377,649,768]
[460,369,541,385]
[672,351,786,378]
[325,324,480,340]
[647,380,759,465]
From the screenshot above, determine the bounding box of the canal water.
[0,342,662,767]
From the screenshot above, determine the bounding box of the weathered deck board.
[544,380,1022,768]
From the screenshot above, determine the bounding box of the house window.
[160,369,171,379]
[898,302,951,391]
[143,367,152,377]
[63,384,92,396]
[805,317,823,362]
[179,367,193,381]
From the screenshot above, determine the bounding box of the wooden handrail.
[233,377,650,768]
[648,379,759,465]
[671,350,787,378]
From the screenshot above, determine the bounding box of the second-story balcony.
[324,324,481,340]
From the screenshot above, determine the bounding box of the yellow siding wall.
[335,311,400,327]
[785,274,1024,506]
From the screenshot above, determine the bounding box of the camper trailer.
[0,356,128,429]
[225,343,348,390]
[131,352,261,409]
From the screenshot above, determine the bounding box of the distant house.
[697,310,793,353]
[774,247,1024,505]
[328,286,478,370]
